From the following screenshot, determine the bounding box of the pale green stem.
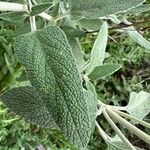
[0,1,52,21]
[98,100,126,111]
[0,2,28,12]
[31,0,52,21]
[103,108,136,150]
[27,0,36,31]
[106,108,150,144]
[95,121,111,143]
[113,109,150,129]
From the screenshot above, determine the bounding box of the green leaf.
[85,80,97,99]
[0,12,27,22]
[126,91,150,120]
[84,90,97,134]
[69,0,145,19]
[125,26,150,50]
[88,64,122,80]
[62,26,86,38]
[109,135,143,150]
[0,86,57,128]
[78,18,103,30]
[31,2,53,16]
[13,26,91,148]
[125,4,150,14]
[67,37,86,71]
[108,141,131,150]
[86,21,108,74]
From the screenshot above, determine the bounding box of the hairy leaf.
[125,26,150,50]
[1,86,57,128]
[62,26,86,38]
[69,0,145,19]
[67,37,86,71]
[85,80,97,98]
[86,22,108,74]
[12,26,91,148]
[78,19,103,30]
[125,4,150,14]
[31,2,53,16]
[88,64,122,80]
[126,91,150,120]
[84,90,97,134]
[0,12,27,22]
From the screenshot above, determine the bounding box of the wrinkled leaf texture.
[1,26,94,148]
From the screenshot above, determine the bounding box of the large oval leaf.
[69,0,145,19]
[5,26,91,148]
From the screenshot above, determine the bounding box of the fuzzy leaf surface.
[12,26,91,148]
[126,91,150,120]
[1,86,57,128]
[88,64,122,80]
[125,26,150,50]
[69,0,145,19]
[86,21,108,74]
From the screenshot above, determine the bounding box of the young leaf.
[68,0,145,19]
[0,12,27,22]
[67,37,86,71]
[86,21,108,74]
[13,26,91,148]
[125,26,150,50]
[126,91,150,120]
[88,64,122,80]
[109,135,143,150]
[0,86,57,128]
[85,80,97,99]
[31,2,53,16]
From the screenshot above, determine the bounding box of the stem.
[113,109,150,129]
[32,0,52,21]
[95,121,111,143]
[97,100,126,111]
[103,108,136,150]
[106,108,150,144]
[27,0,36,31]
[0,2,28,12]
[39,12,52,21]
[0,1,52,21]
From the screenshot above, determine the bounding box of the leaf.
[62,26,86,38]
[125,26,150,50]
[78,18,103,30]
[126,91,150,120]
[86,21,108,74]
[0,12,27,22]
[67,37,86,71]
[88,64,122,80]
[85,80,97,99]
[108,141,131,150]
[0,86,57,128]
[31,2,53,16]
[109,135,143,150]
[125,4,150,14]
[84,90,97,134]
[13,26,91,148]
[68,0,145,19]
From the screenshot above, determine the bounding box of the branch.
[106,108,150,144]
[0,1,52,21]
[103,108,136,150]
[0,2,28,12]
